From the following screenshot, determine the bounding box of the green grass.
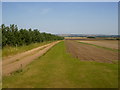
[2,41,52,57]
[3,41,118,88]
[78,41,119,52]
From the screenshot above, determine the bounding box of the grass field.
[2,41,52,57]
[3,41,118,88]
[0,49,1,89]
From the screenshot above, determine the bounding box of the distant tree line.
[87,36,95,38]
[1,24,64,47]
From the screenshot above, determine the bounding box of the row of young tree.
[1,24,64,47]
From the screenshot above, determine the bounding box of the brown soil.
[79,40,118,49]
[2,41,60,76]
[65,40,118,64]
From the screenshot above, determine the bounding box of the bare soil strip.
[65,40,118,63]
[3,41,60,76]
[78,40,118,49]
[3,43,53,66]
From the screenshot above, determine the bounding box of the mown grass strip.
[78,41,119,52]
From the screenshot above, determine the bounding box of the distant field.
[65,37,118,40]
[78,40,118,49]
[3,41,118,88]
[65,37,87,40]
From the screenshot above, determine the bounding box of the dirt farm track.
[2,41,60,76]
[65,40,118,63]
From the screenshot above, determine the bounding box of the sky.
[2,2,118,35]
[0,2,2,25]
[1,0,120,2]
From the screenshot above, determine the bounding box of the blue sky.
[0,2,2,25]
[2,2,118,34]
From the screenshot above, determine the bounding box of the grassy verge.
[3,41,118,88]
[78,41,119,52]
[2,41,53,57]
